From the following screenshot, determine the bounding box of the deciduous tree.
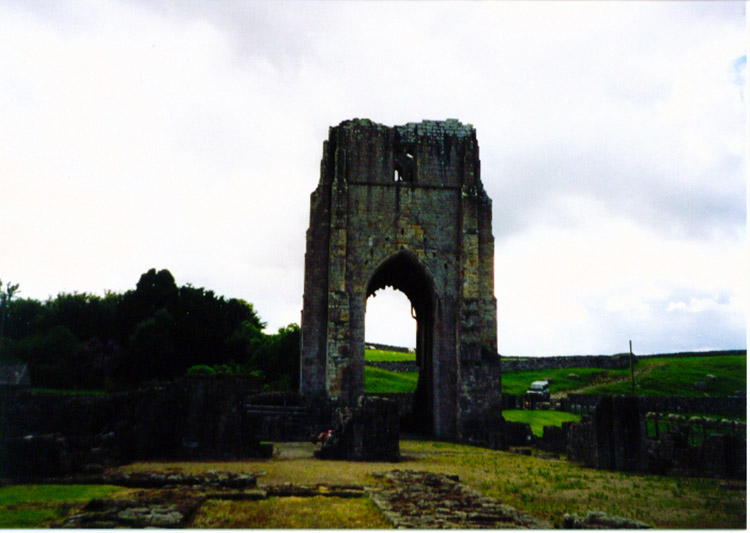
[0,279,20,343]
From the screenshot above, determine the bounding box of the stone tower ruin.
[300,119,501,440]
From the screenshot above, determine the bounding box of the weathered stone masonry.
[300,119,500,440]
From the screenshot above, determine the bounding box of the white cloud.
[0,1,744,355]
[496,198,745,354]
[604,287,671,321]
[667,296,742,315]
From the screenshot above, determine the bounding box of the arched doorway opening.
[366,252,435,435]
[365,287,416,350]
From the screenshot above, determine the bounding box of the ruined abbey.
[300,119,502,439]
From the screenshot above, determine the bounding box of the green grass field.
[366,353,746,400]
[364,349,418,393]
[585,355,745,397]
[0,484,123,528]
[364,367,418,393]
[502,409,581,437]
[500,367,630,395]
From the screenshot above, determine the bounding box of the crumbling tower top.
[319,118,485,191]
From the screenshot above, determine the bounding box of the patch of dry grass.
[114,440,746,529]
[401,442,746,529]
[116,457,401,486]
[192,496,391,529]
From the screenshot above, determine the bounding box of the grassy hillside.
[365,353,746,398]
[364,367,418,393]
[501,367,629,396]
[584,355,745,397]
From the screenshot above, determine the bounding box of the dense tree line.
[0,269,300,391]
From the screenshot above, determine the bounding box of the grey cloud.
[130,0,318,72]
[490,136,744,242]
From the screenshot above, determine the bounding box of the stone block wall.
[244,391,334,441]
[316,396,400,462]
[501,350,743,372]
[540,422,573,454]
[365,360,419,373]
[566,395,746,479]
[567,396,647,472]
[566,394,746,417]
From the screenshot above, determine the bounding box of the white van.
[526,380,550,400]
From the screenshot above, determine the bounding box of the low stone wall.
[567,396,654,473]
[368,355,631,374]
[566,396,746,479]
[638,349,745,359]
[500,349,744,373]
[540,422,573,454]
[365,361,418,373]
[365,343,413,354]
[501,354,631,373]
[0,376,265,479]
[370,393,413,421]
[244,391,335,441]
[566,394,746,417]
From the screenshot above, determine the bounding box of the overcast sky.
[1,1,746,356]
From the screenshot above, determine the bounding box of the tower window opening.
[394,150,415,183]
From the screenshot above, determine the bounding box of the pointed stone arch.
[366,250,437,433]
[300,119,501,440]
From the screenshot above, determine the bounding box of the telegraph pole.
[629,340,635,395]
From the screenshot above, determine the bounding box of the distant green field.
[364,366,418,393]
[364,348,415,362]
[365,353,746,399]
[501,367,629,396]
[585,355,746,397]
[502,409,581,437]
[502,354,746,398]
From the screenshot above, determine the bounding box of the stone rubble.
[49,466,659,529]
[60,492,202,528]
[367,469,551,529]
[562,511,651,529]
[68,470,258,489]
